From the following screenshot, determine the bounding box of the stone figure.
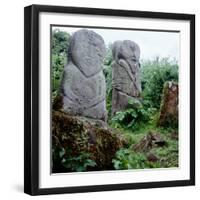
[60,29,107,121]
[157,81,178,127]
[112,40,141,115]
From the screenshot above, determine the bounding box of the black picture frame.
[24,4,195,196]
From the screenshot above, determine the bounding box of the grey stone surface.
[61,29,107,121]
[68,29,106,77]
[112,40,141,115]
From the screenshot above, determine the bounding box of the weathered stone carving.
[157,81,178,127]
[60,29,107,121]
[112,40,141,115]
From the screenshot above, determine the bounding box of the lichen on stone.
[52,110,126,172]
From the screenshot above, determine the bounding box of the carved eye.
[132,57,137,62]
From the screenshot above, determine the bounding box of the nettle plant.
[111,98,153,130]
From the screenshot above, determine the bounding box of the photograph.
[24,5,195,195]
[51,26,179,173]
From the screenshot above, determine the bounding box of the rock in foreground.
[133,131,166,152]
[52,110,126,173]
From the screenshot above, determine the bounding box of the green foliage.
[62,152,96,172]
[52,54,66,97]
[103,43,113,66]
[112,126,179,170]
[112,149,146,169]
[51,28,179,171]
[141,57,178,109]
[111,98,155,130]
[52,29,70,55]
[112,148,161,169]
[153,136,178,167]
[103,44,113,120]
[52,29,70,96]
[53,147,96,172]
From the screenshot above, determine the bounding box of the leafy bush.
[52,147,96,172]
[141,57,178,109]
[112,148,147,169]
[52,29,70,55]
[111,98,155,130]
[112,148,163,170]
[52,54,66,97]
[52,29,70,96]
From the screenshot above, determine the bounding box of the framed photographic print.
[24,4,195,195]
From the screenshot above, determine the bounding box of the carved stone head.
[112,40,140,70]
[68,29,106,77]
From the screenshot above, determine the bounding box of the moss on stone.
[52,110,125,172]
[52,95,63,110]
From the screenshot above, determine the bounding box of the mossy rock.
[52,110,126,172]
[52,94,63,110]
